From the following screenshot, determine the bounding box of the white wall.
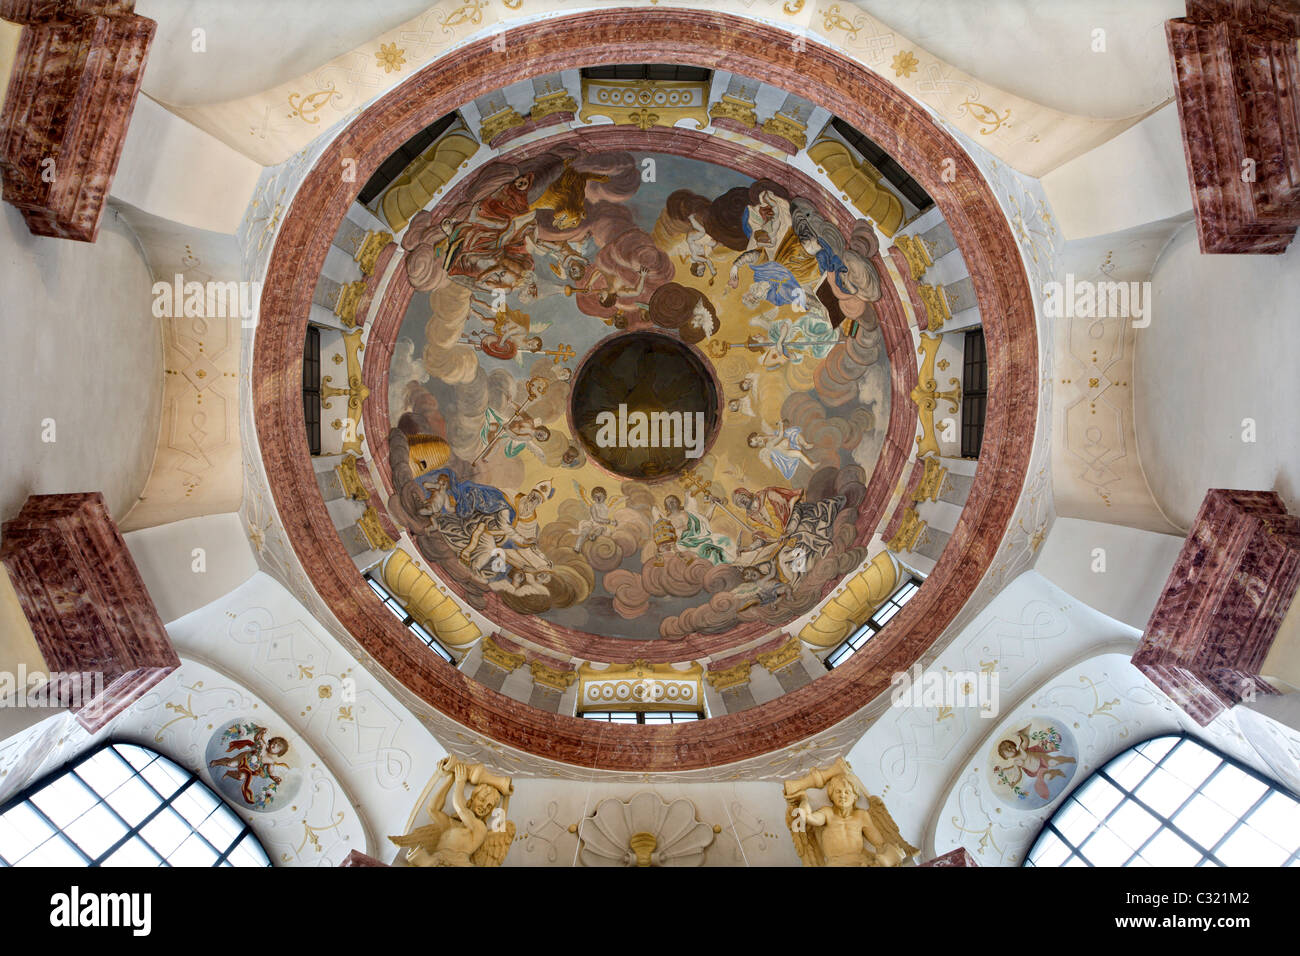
[123,512,258,624]
[1035,517,1184,630]
[0,205,162,523]
[1135,223,1300,530]
[1042,103,1192,241]
[135,0,435,107]
[859,0,1181,120]
[113,96,262,233]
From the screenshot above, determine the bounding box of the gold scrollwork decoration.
[957,97,1012,136]
[287,84,342,125]
[912,333,961,459]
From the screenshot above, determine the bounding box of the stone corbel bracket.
[0,0,155,241]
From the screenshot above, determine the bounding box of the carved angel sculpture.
[783,758,917,867]
[389,757,515,867]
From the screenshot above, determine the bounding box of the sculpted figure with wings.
[783,758,917,867]
[389,757,515,867]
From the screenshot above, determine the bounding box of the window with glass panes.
[825,577,922,669]
[1025,733,1300,867]
[303,325,322,456]
[0,742,270,867]
[365,570,455,663]
[581,711,702,724]
[961,328,987,459]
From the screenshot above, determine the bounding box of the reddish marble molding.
[881,457,927,542]
[888,245,929,327]
[0,493,180,732]
[352,458,402,543]
[920,847,979,867]
[0,1,155,241]
[710,116,797,154]
[1167,0,1300,253]
[253,10,1038,771]
[1133,489,1300,725]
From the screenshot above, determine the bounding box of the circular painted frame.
[253,10,1038,772]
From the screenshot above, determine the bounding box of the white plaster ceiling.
[136,0,434,106]
[856,0,1185,119]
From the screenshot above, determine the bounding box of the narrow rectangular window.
[961,328,987,459]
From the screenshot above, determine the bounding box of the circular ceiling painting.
[569,330,721,481]
[384,149,891,642]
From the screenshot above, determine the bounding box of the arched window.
[0,741,271,867]
[1026,733,1300,867]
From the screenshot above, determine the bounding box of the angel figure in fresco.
[480,408,551,461]
[993,725,1076,801]
[464,301,546,361]
[664,212,721,282]
[652,494,734,565]
[389,758,515,867]
[208,725,290,806]
[784,758,917,867]
[749,307,839,370]
[727,372,760,418]
[574,482,623,545]
[749,418,817,480]
[535,236,593,284]
[566,263,650,318]
[417,472,458,518]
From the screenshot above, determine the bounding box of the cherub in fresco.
[748,419,817,481]
[208,726,289,806]
[464,301,545,361]
[574,483,623,545]
[727,372,760,417]
[665,212,720,282]
[993,726,1076,801]
[418,473,458,518]
[534,236,592,285]
[646,282,720,346]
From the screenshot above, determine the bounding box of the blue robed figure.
[415,467,516,522]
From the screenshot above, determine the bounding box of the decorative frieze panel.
[579,78,710,131]
[577,659,704,712]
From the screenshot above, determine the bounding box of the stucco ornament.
[578,791,718,866]
[389,757,515,866]
[784,758,917,866]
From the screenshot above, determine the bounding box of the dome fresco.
[381,148,892,642]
